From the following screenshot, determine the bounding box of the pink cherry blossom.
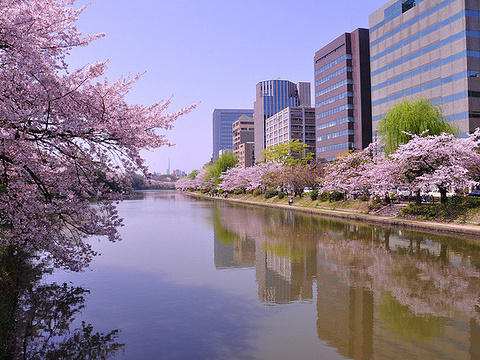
[0,0,195,270]
[386,132,480,201]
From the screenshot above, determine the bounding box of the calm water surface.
[49,190,480,359]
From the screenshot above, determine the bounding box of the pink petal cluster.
[219,162,282,191]
[322,132,480,197]
[177,162,281,192]
[0,0,194,270]
[321,142,384,194]
[387,132,480,194]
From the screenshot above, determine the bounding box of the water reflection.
[212,203,317,304]
[0,248,123,359]
[211,201,480,359]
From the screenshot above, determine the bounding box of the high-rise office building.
[212,109,253,161]
[232,115,255,167]
[370,0,480,136]
[253,80,311,161]
[265,106,316,158]
[314,28,372,162]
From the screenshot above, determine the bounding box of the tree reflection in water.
[0,247,124,360]
[211,202,480,358]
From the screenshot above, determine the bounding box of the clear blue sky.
[70,0,388,174]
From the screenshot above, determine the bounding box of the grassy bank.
[185,191,480,238]
[221,192,372,213]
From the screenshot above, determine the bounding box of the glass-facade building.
[212,109,253,161]
[370,0,480,136]
[253,80,311,161]
[314,29,372,162]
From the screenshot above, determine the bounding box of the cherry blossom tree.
[218,162,282,192]
[321,142,382,197]
[387,132,480,203]
[219,166,250,192]
[271,163,319,197]
[245,162,281,191]
[175,177,195,191]
[192,168,215,191]
[0,0,194,270]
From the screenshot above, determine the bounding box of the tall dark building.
[212,109,253,161]
[314,28,372,161]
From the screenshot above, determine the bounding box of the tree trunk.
[415,190,421,205]
[439,187,447,204]
[384,230,391,251]
[440,243,448,264]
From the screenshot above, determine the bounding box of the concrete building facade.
[232,115,255,167]
[253,80,311,161]
[370,0,480,136]
[265,106,316,158]
[314,28,372,162]
[212,109,254,161]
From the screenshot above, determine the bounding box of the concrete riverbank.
[185,191,480,239]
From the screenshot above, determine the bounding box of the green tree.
[204,152,238,187]
[187,169,200,179]
[378,99,457,154]
[261,140,314,165]
[130,174,145,190]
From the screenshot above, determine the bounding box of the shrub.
[368,202,383,212]
[328,191,344,202]
[310,189,318,201]
[359,194,370,201]
[253,189,262,197]
[463,196,480,208]
[401,196,480,221]
[265,189,278,199]
[234,189,243,195]
[319,191,329,202]
[278,191,286,199]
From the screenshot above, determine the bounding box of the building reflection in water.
[213,202,317,304]
[212,201,480,359]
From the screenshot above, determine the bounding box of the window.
[317,142,355,153]
[402,0,415,13]
[317,117,354,131]
[316,78,353,97]
[315,44,345,64]
[317,129,354,142]
[316,104,354,120]
[315,67,352,86]
[315,54,352,75]
[315,91,353,108]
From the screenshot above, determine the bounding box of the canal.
[37,191,480,358]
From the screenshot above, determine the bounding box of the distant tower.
[167,158,171,175]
